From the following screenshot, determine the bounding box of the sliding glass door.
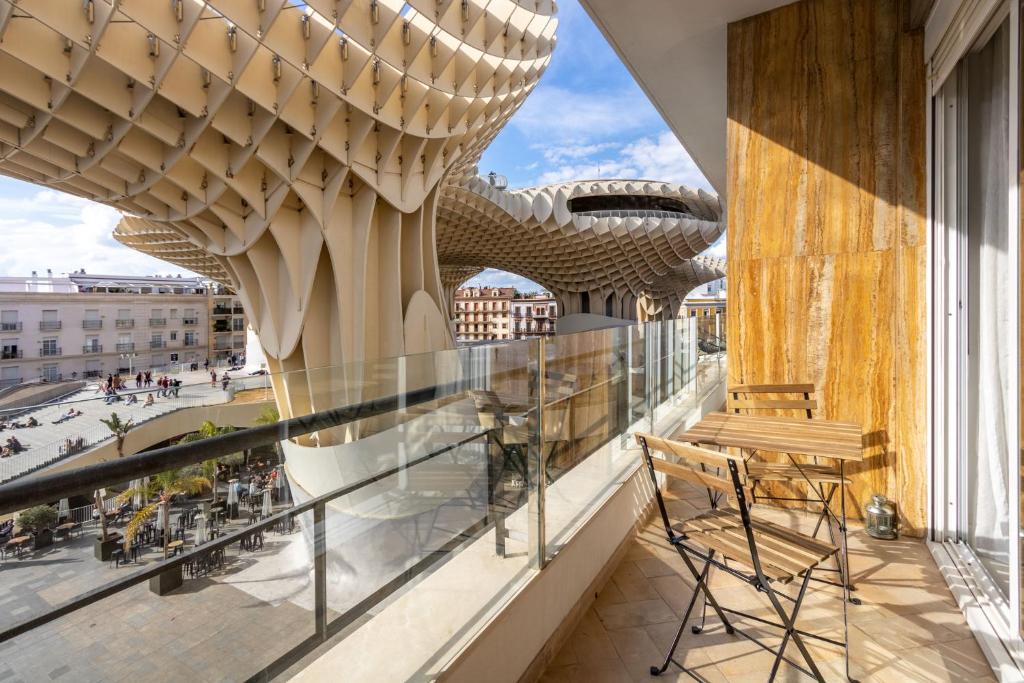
[963,17,1013,598]
[932,3,1022,665]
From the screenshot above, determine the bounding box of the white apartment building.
[0,273,247,387]
[511,293,558,339]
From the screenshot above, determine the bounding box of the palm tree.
[99,412,135,457]
[117,468,208,558]
[94,412,135,540]
[176,420,238,503]
[253,406,281,464]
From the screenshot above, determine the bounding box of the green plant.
[99,412,135,458]
[253,407,282,464]
[117,468,208,558]
[176,421,239,502]
[18,505,58,533]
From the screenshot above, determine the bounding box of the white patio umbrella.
[261,488,272,518]
[194,512,208,544]
[129,479,142,509]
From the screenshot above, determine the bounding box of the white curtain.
[965,19,1012,595]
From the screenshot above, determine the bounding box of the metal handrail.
[0,377,471,515]
[0,427,491,647]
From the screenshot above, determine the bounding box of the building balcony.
[0,321,22,332]
[115,342,135,353]
[115,319,135,328]
[183,317,199,326]
[1,349,22,360]
[149,340,166,349]
[211,307,232,316]
[38,321,61,331]
[81,345,102,354]
[81,320,102,330]
[39,347,61,357]
[149,318,167,326]
[232,306,244,314]
[0,313,999,683]
[183,339,199,347]
[0,377,21,388]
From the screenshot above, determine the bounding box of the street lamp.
[119,352,137,374]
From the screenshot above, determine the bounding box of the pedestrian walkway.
[0,369,269,482]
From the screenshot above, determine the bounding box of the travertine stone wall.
[727,0,927,532]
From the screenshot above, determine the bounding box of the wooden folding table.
[674,411,863,602]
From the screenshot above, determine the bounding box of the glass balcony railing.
[0,318,725,682]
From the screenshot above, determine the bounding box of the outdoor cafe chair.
[728,383,858,602]
[636,433,854,682]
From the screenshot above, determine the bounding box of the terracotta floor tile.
[538,479,994,683]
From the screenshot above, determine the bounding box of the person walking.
[204,358,209,371]
[210,369,217,387]
[221,372,230,392]
[135,371,142,388]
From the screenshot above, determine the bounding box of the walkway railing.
[0,317,725,681]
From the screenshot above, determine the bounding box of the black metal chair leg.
[764,570,823,682]
[650,555,712,676]
[676,547,734,635]
[811,483,836,538]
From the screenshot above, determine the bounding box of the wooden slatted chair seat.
[728,382,844,485]
[676,508,838,584]
[746,462,851,485]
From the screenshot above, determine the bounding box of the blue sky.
[0,0,722,287]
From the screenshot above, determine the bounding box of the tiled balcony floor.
[539,479,994,682]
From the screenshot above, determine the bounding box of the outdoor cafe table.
[673,411,863,601]
[6,535,30,558]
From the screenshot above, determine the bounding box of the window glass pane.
[964,17,1012,597]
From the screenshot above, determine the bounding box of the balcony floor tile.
[539,479,996,683]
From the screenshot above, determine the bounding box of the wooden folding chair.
[636,433,855,682]
[729,383,858,603]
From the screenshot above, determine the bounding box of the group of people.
[59,435,86,457]
[1,435,25,457]
[0,416,40,430]
[210,370,232,391]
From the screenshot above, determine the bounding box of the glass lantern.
[865,494,897,540]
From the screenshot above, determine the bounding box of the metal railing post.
[313,501,327,640]
[527,337,546,569]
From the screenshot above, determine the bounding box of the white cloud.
[510,86,659,141]
[465,269,543,292]
[0,184,197,278]
[706,234,727,258]
[538,141,620,163]
[533,131,712,191]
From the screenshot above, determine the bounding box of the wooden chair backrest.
[728,383,817,418]
[635,433,749,500]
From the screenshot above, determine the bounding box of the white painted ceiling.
[578,0,794,198]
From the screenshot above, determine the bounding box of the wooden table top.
[674,412,864,461]
[55,522,78,530]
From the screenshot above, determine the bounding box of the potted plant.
[18,505,58,550]
[118,468,208,595]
